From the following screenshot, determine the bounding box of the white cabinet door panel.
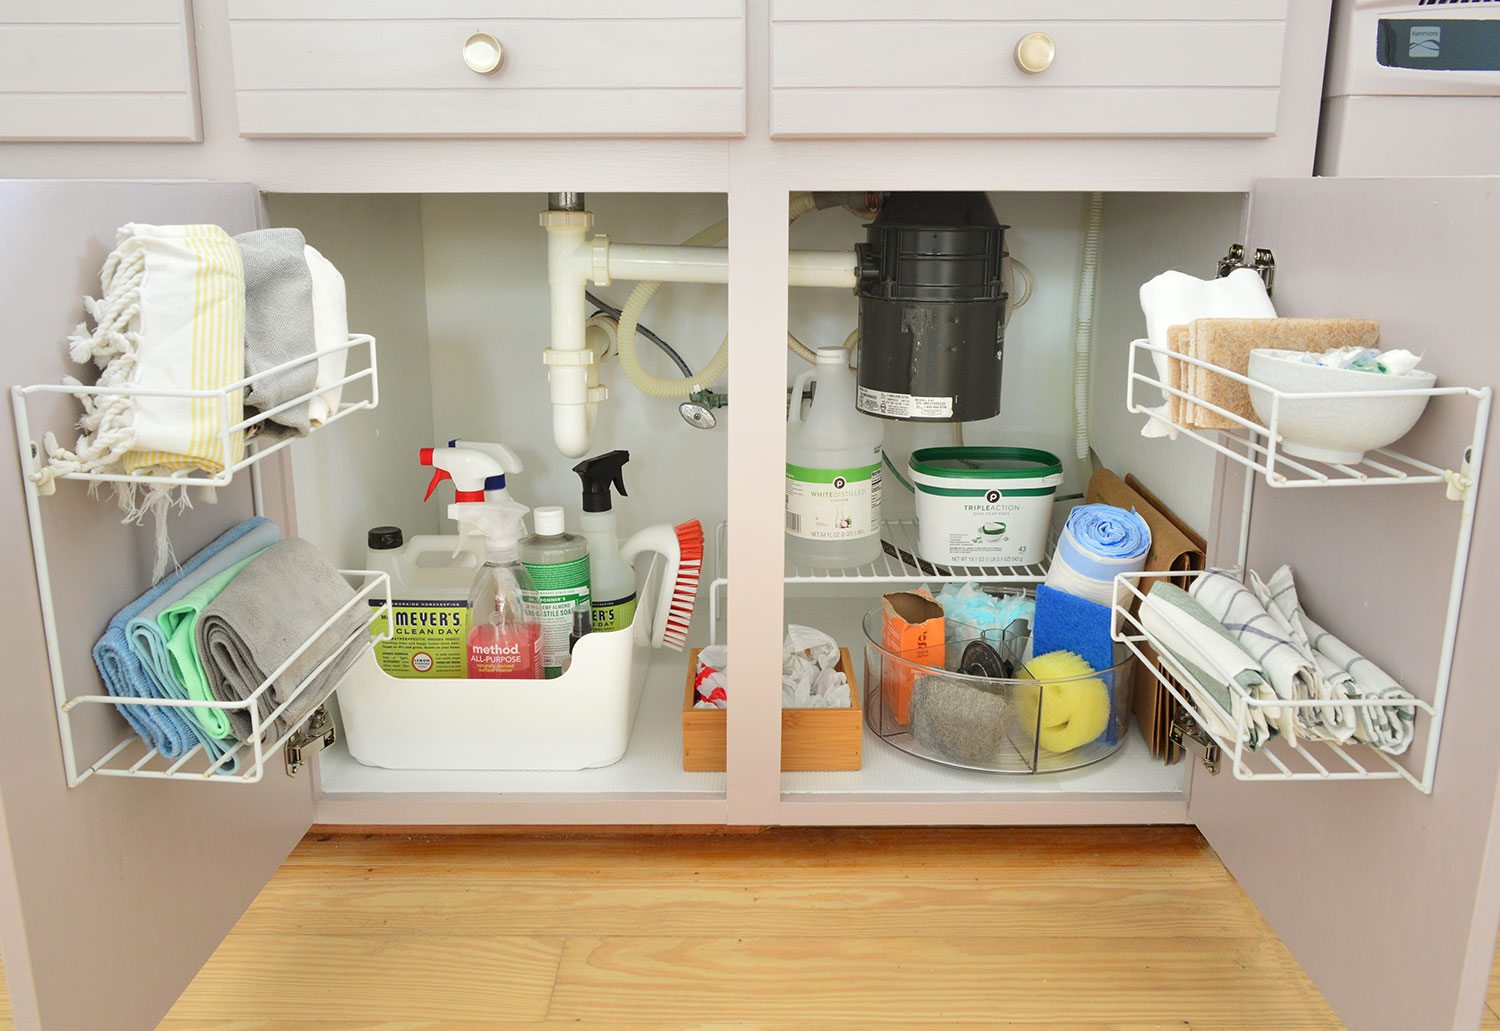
[226,2,746,138]
[1194,176,1500,1031]
[0,1,200,141]
[0,181,314,1031]
[769,0,1292,138]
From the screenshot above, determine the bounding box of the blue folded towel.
[125,519,282,766]
[93,517,275,763]
[1033,584,1118,744]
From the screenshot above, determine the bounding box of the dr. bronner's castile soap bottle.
[519,505,591,678]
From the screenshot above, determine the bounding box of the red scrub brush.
[622,519,705,651]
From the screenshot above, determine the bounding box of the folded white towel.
[1188,569,1308,741]
[1249,567,1358,743]
[1139,583,1276,751]
[1256,564,1418,756]
[1137,268,1276,439]
[303,244,349,427]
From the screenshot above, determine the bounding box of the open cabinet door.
[1192,176,1500,1031]
[0,181,314,1031]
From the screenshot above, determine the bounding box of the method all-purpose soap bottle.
[786,347,884,568]
[573,450,637,633]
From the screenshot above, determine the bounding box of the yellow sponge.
[1015,650,1111,753]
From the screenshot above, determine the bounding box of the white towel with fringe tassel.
[44,223,246,579]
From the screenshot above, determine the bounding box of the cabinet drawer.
[227,1,745,138]
[0,0,200,141]
[771,0,1287,138]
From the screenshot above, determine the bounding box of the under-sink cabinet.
[3,175,1500,1031]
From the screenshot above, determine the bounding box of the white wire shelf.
[1126,338,1491,492]
[60,570,391,785]
[1110,569,1437,791]
[12,333,378,494]
[786,519,1053,585]
[13,332,383,786]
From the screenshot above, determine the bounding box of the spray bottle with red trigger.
[426,447,544,679]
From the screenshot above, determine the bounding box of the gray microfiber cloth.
[197,537,368,741]
[910,674,1015,766]
[235,228,316,439]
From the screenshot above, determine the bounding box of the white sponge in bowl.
[1247,348,1436,465]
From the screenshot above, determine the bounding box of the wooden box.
[682,647,862,772]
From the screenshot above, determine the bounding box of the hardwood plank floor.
[150,827,1344,1030]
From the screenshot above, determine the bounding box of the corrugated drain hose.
[615,193,818,398]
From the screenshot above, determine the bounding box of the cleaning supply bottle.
[785,347,884,569]
[519,505,591,678]
[365,525,477,678]
[452,494,543,679]
[573,450,637,633]
[446,439,523,501]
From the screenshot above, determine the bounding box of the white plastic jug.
[785,347,885,569]
[366,534,485,595]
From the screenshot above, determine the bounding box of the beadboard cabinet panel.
[226,3,746,138]
[770,1,1290,138]
[0,0,200,141]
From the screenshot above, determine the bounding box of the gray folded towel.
[197,538,368,741]
[235,228,317,439]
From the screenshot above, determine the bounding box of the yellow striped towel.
[47,223,246,479]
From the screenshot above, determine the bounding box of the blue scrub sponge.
[1033,585,1117,744]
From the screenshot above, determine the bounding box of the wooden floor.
[0,826,1493,1029]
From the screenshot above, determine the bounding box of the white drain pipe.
[540,206,856,457]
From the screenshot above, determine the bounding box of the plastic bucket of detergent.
[909,447,1063,566]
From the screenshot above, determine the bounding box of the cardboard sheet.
[1087,469,1207,763]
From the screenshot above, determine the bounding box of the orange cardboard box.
[880,591,945,724]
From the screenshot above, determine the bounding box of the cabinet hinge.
[284,705,336,777]
[1170,712,1222,776]
[1216,244,1276,296]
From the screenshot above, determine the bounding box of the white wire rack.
[1120,335,1489,794]
[1126,338,1491,490]
[11,333,378,496]
[786,519,1053,584]
[12,333,384,786]
[1111,569,1437,790]
[706,519,1053,644]
[64,571,391,784]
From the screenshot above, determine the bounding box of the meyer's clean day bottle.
[785,347,884,569]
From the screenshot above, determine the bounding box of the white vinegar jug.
[785,347,885,569]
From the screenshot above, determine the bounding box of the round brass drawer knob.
[1015,32,1056,74]
[463,32,504,74]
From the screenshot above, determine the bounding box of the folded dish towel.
[1303,615,1417,755]
[46,223,248,579]
[160,550,273,744]
[1044,503,1152,607]
[1137,268,1276,439]
[1138,583,1277,751]
[1248,566,1358,743]
[235,228,317,440]
[303,244,349,427]
[198,538,369,741]
[1187,569,1312,740]
[90,517,271,761]
[1253,564,1416,755]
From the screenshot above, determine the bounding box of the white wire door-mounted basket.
[1119,342,1492,792]
[1111,569,1439,790]
[12,335,386,786]
[1126,338,1491,492]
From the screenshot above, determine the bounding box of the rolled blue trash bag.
[1043,503,1152,607]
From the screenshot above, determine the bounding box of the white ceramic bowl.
[1246,348,1436,465]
